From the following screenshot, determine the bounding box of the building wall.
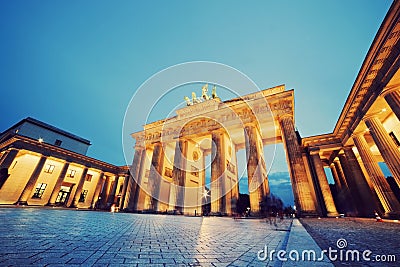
[0,149,119,209]
[28,157,65,206]
[15,121,89,155]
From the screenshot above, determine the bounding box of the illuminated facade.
[128,85,326,217]
[0,117,129,210]
[126,1,400,218]
[0,1,399,218]
[302,1,400,218]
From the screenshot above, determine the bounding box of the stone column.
[333,159,350,189]
[100,175,110,207]
[69,167,89,208]
[309,148,339,217]
[364,115,400,188]
[381,86,400,121]
[0,149,19,168]
[125,148,144,211]
[342,148,376,217]
[211,131,225,214]
[16,155,48,205]
[172,139,188,213]
[90,172,104,209]
[148,143,164,211]
[329,163,342,192]
[244,124,269,214]
[107,175,120,205]
[46,162,70,206]
[279,114,317,216]
[0,149,19,189]
[352,133,400,216]
[230,147,240,215]
[119,174,130,210]
[132,149,146,211]
[333,157,358,215]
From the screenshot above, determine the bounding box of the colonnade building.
[0,117,130,210]
[0,1,399,218]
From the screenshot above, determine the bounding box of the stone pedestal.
[364,115,400,188]
[279,114,317,216]
[353,133,400,216]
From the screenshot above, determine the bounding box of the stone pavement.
[300,218,400,267]
[0,208,331,266]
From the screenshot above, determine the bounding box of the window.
[67,169,76,178]
[191,166,199,177]
[44,164,55,174]
[54,139,62,146]
[164,167,173,178]
[226,160,236,173]
[85,174,93,182]
[32,183,47,198]
[389,132,400,147]
[79,190,88,202]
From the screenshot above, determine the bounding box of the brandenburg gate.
[126,85,327,217]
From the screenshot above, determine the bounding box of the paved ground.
[0,208,307,267]
[300,218,400,267]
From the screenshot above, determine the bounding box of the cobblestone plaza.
[1,208,399,266]
[0,208,295,266]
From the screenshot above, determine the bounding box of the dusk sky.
[0,1,394,203]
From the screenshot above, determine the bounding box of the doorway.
[55,186,71,206]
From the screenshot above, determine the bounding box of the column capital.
[380,83,400,97]
[308,147,320,156]
[363,110,388,121]
[278,113,293,121]
[342,146,355,153]
[351,130,367,138]
[333,157,341,163]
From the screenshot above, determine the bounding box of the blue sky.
[0,1,393,204]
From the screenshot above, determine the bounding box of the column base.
[298,210,319,218]
[326,212,340,218]
[14,201,28,206]
[385,211,400,219]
